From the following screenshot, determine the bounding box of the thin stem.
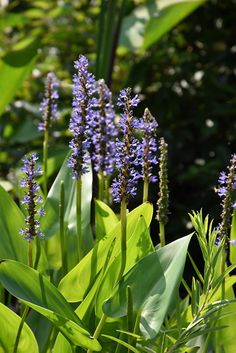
[98,171,105,201]
[28,240,33,267]
[87,314,107,353]
[13,240,33,353]
[13,306,30,353]
[142,177,149,203]
[159,221,166,247]
[77,178,83,262]
[60,180,67,276]
[43,128,49,196]
[33,236,41,269]
[221,246,226,300]
[104,174,110,205]
[117,197,127,281]
[127,285,133,352]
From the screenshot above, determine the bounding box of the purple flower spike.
[111,88,141,203]
[91,79,117,175]
[38,72,59,131]
[20,153,45,240]
[68,55,98,179]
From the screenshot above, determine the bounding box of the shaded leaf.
[103,235,192,339]
[0,38,39,115]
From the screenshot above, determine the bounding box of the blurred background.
[0,0,236,242]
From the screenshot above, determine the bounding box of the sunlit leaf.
[58,203,153,302]
[0,260,101,351]
[0,303,39,353]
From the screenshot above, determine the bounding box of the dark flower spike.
[140,108,158,202]
[38,72,59,131]
[156,137,169,226]
[92,79,117,175]
[216,154,236,243]
[111,88,141,203]
[20,153,45,240]
[68,55,97,179]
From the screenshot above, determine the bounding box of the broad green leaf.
[95,216,154,318]
[0,260,101,351]
[27,311,52,352]
[144,0,206,50]
[230,208,236,263]
[58,202,153,302]
[101,334,140,353]
[41,152,93,270]
[0,303,38,353]
[0,185,27,263]
[95,199,119,240]
[0,38,39,116]
[103,234,192,339]
[119,0,205,52]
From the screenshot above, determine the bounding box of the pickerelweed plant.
[0,55,236,353]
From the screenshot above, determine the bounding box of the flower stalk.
[156,137,169,247]
[39,73,59,196]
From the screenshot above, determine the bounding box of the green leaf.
[58,202,153,302]
[119,0,206,52]
[95,216,154,318]
[0,303,39,353]
[0,260,101,351]
[103,234,192,339]
[144,0,206,50]
[41,152,93,270]
[0,38,39,116]
[95,199,119,240]
[0,185,28,263]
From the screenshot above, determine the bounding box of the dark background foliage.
[0,0,236,242]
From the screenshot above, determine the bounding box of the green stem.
[142,177,149,203]
[127,285,133,352]
[60,180,67,276]
[221,244,226,300]
[43,128,49,196]
[104,174,110,204]
[87,314,107,353]
[77,179,83,262]
[13,306,30,353]
[159,221,166,247]
[98,171,105,201]
[13,240,33,353]
[28,240,33,267]
[117,197,127,281]
[33,236,41,269]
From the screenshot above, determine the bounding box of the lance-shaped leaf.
[119,0,205,52]
[0,303,39,353]
[103,234,192,338]
[0,260,101,351]
[58,203,153,302]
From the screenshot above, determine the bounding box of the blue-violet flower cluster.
[68,55,98,179]
[20,153,45,240]
[92,79,117,175]
[38,72,59,131]
[112,88,141,203]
